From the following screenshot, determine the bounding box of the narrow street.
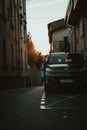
[0,1,87,130]
[0,86,87,130]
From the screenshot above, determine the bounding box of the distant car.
[40,56,48,83]
[43,52,87,92]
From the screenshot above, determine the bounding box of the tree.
[26,32,44,67]
[36,52,44,69]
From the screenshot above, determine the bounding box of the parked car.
[43,52,87,92]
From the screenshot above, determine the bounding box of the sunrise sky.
[26,0,69,55]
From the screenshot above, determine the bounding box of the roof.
[48,18,66,32]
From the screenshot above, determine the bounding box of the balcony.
[65,0,87,26]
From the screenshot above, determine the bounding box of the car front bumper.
[44,72,86,87]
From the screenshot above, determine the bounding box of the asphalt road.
[0,86,87,130]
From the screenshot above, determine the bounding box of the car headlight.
[45,67,53,77]
[46,67,51,72]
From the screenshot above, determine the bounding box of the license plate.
[60,79,73,83]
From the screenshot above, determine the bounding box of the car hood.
[47,64,68,68]
[47,63,84,69]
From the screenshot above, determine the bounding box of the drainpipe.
[84,18,87,61]
[74,26,77,53]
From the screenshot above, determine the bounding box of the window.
[1,0,5,15]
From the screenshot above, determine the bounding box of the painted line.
[40,92,81,110]
[45,106,87,110]
[46,96,74,108]
[40,92,46,110]
[41,92,45,99]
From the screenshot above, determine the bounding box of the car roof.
[50,52,67,54]
[50,52,82,55]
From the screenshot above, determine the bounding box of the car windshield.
[48,53,83,64]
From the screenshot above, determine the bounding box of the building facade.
[47,19,70,53]
[65,0,87,60]
[0,0,29,88]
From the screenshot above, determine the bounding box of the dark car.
[43,52,87,92]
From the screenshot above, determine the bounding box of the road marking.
[45,106,87,110]
[46,97,68,107]
[40,92,46,110]
[46,96,75,108]
[40,92,81,110]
